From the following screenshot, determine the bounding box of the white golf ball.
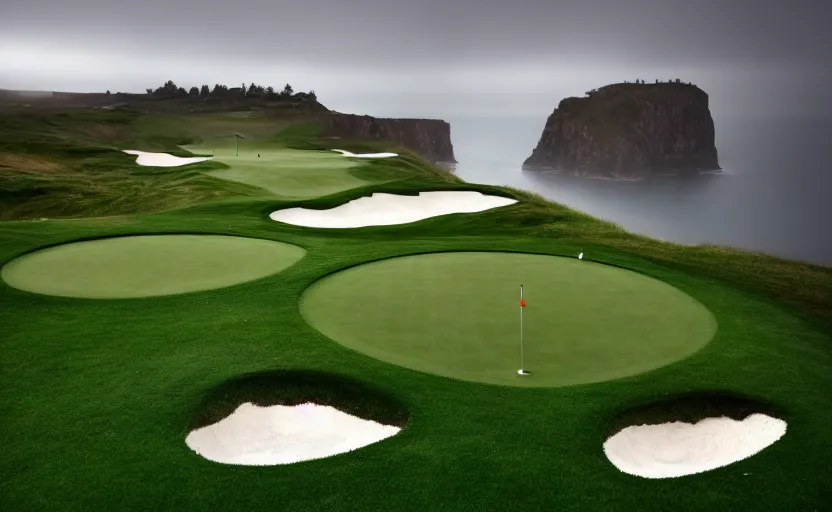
[578,252,583,259]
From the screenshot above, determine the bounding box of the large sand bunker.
[185,402,401,465]
[604,414,787,478]
[331,149,398,158]
[270,191,518,228]
[123,150,212,167]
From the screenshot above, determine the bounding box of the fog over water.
[446,114,832,266]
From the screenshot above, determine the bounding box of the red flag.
[519,299,526,307]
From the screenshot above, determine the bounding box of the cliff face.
[523,83,720,178]
[323,114,456,163]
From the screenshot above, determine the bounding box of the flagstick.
[518,284,528,376]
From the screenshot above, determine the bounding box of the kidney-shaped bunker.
[185,370,409,466]
[603,392,787,478]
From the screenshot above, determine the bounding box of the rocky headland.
[523,81,720,179]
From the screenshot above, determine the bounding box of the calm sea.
[445,114,832,266]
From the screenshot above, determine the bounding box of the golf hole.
[603,392,787,479]
[270,191,518,228]
[123,149,212,167]
[185,370,408,466]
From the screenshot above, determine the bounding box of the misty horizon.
[2,0,831,119]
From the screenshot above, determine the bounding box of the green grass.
[0,107,830,511]
[1,234,305,298]
[300,252,716,387]
[0,109,417,220]
[181,123,416,199]
[0,109,268,220]
[185,143,372,198]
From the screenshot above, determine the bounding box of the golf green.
[182,144,373,198]
[1,235,305,299]
[300,252,717,387]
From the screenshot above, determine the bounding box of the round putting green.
[1,235,305,299]
[300,252,717,387]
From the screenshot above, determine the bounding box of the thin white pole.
[520,284,524,372]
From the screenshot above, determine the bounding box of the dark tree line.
[585,78,694,95]
[144,80,316,101]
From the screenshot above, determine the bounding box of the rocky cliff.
[523,82,720,178]
[323,114,456,163]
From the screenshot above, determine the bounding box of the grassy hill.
[0,107,448,220]
[0,105,830,511]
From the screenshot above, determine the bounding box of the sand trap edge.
[185,401,402,466]
[331,149,398,158]
[269,190,518,228]
[123,149,213,167]
[603,413,787,479]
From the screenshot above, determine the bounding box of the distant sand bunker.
[185,402,401,465]
[270,191,517,228]
[331,149,398,158]
[123,150,212,167]
[603,414,787,478]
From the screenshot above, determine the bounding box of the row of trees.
[624,78,691,85]
[585,78,693,95]
[144,80,316,101]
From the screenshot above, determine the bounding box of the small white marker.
[578,252,583,260]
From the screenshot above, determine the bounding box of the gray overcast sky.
[1,0,830,118]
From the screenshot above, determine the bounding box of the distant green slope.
[0,108,451,220]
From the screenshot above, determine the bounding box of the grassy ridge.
[0,108,457,220]
[0,107,830,511]
[0,108,268,220]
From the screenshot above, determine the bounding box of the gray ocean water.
[445,115,832,267]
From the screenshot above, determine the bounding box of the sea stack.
[522,81,720,179]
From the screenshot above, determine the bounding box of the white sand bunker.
[603,413,787,479]
[331,149,398,158]
[185,402,401,465]
[123,150,212,167]
[270,191,518,228]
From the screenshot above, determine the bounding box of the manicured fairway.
[1,234,305,298]
[300,252,717,386]
[183,144,376,198]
